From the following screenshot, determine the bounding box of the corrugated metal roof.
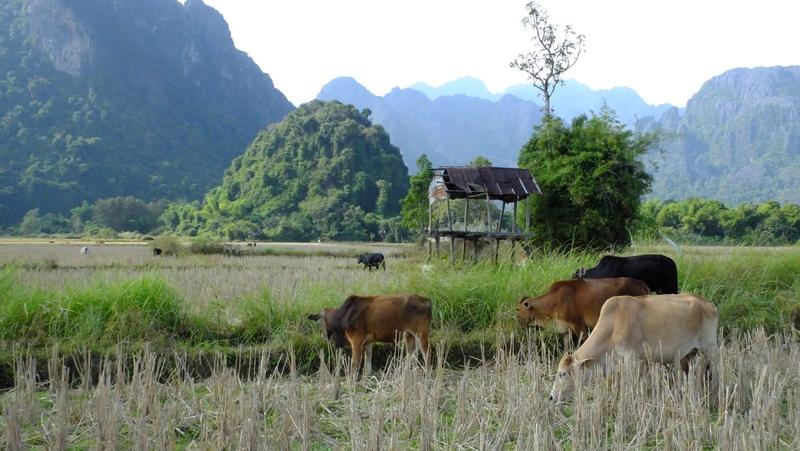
[436,167,542,201]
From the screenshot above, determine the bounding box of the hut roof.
[434,166,542,202]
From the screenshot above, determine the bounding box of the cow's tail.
[381,259,386,271]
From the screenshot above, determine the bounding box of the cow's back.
[356,294,431,342]
[540,278,649,331]
[588,254,678,294]
[592,293,717,359]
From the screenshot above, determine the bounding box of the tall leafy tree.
[401,154,434,232]
[519,110,655,249]
[510,1,585,116]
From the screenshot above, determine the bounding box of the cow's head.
[517,296,551,328]
[356,254,366,264]
[572,268,587,279]
[307,309,349,348]
[549,352,593,404]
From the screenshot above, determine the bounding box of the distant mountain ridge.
[409,76,673,126]
[321,68,800,204]
[317,77,542,169]
[644,66,800,204]
[0,0,293,225]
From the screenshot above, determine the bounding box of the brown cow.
[308,294,432,376]
[517,277,650,340]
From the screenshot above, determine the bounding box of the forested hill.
[644,66,800,204]
[317,77,543,169]
[0,0,293,225]
[171,101,409,241]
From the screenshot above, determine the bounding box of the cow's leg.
[698,339,720,400]
[418,332,431,369]
[364,342,373,377]
[404,332,416,357]
[348,335,366,377]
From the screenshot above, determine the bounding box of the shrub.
[151,235,183,256]
[189,236,225,255]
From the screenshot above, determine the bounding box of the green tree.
[92,196,161,233]
[469,155,493,167]
[401,154,435,233]
[518,111,655,249]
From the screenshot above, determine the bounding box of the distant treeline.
[639,198,800,245]
[8,195,800,247]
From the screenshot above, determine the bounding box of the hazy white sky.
[201,0,799,107]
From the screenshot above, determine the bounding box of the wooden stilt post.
[495,201,505,264]
[446,197,455,263]
[428,198,433,259]
[511,200,518,262]
[525,196,531,231]
[462,197,469,262]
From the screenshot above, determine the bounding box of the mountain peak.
[317,77,377,107]
[409,76,496,101]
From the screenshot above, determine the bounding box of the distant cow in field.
[549,293,719,403]
[517,278,651,341]
[80,246,89,256]
[357,253,386,271]
[152,247,163,256]
[574,254,679,294]
[308,294,432,376]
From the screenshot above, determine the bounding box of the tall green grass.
[0,267,185,346]
[1,248,798,355]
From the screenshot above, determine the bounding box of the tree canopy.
[518,110,655,249]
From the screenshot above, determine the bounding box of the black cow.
[573,254,679,294]
[357,253,386,271]
[153,247,163,256]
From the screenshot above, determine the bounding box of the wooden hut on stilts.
[427,166,542,263]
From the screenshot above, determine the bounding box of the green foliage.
[0,0,292,226]
[400,154,434,232]
[468,155,493,167]
[188,236,225,255]
[91,196,162,233]
[151,236,182,256]
[639,198,800,245]
[178,101,409,241]
[17,209,71,235]
[518,111,655,249]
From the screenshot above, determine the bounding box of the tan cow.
[549,293,719,403]
[308,294,432,376]
[517,278,651,340]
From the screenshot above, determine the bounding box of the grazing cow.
[152,247,163,256]
[549,293,719,403]
[357,253,386,271]
[517,278,650,340]
[573,254,679,294]
[308,294,431,376]
[80,246,89,256]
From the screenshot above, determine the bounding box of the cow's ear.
[577,357,594,367]
[562,352,573,365]
[518,297,530,309]
[307,313,321,321]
